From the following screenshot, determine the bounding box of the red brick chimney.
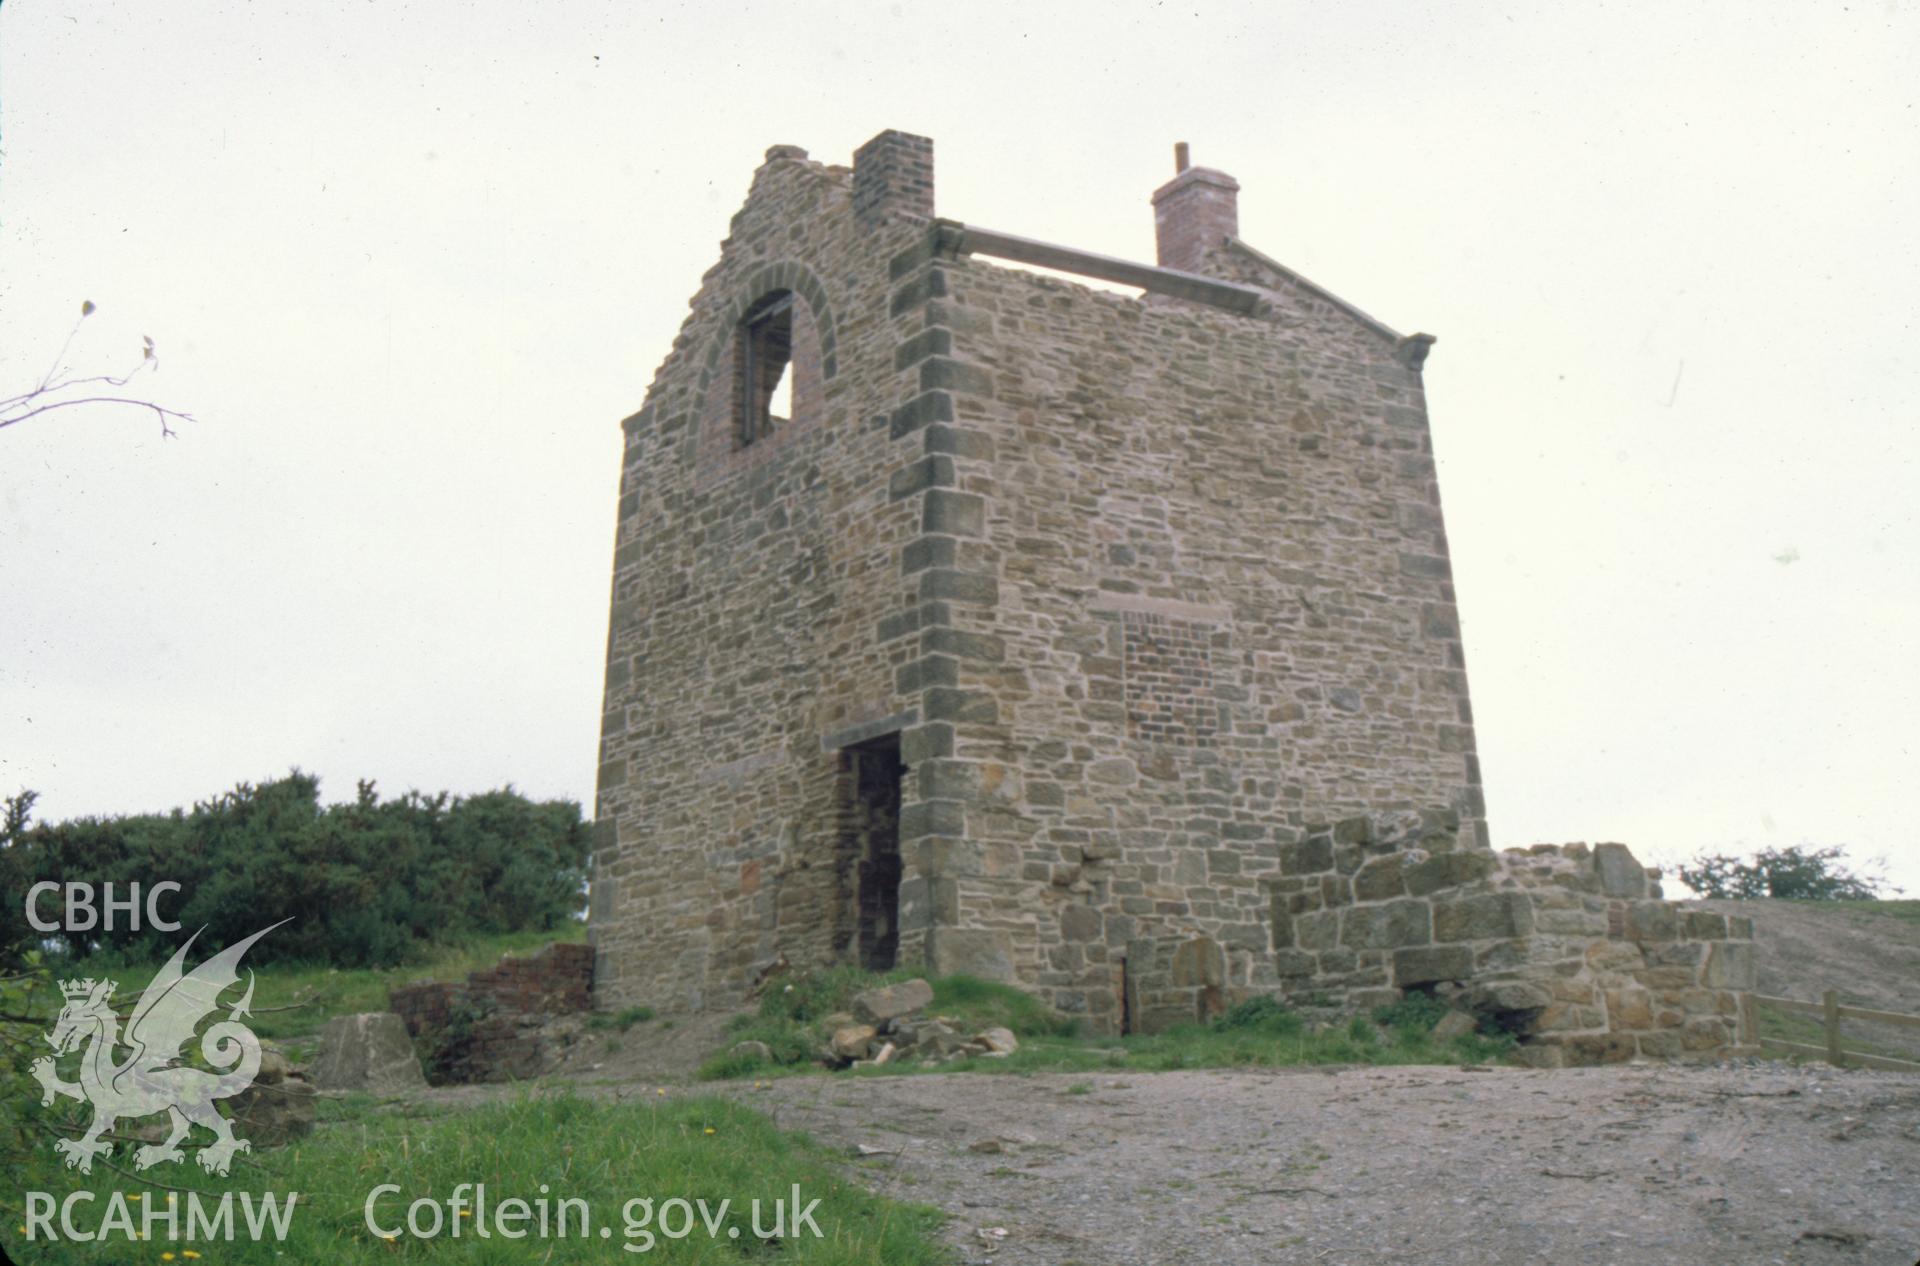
[1151,142,1239,275]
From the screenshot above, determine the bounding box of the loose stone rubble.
[818,979,1021,1068]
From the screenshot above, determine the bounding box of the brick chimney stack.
[1151,142,1239,275]
[852,129,934,226]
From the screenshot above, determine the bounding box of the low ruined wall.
[1488,844,1755,1065]
[1127,812,1755,1065]
[389,941,594,1083]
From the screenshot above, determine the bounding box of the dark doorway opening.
[848,735,904,971]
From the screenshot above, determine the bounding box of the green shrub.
[1676,844,1901,900]
[2,772,590,969]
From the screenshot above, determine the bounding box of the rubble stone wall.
[389,942,594,1083]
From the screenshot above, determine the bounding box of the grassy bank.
[40,923,589,1049]
[1732,898,1920,1066]
[2,1091,948,1265]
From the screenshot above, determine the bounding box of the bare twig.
[1,396,192,438]
[3,304,189,438]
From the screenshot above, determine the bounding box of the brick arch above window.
[691,262,839,483]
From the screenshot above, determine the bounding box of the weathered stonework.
[591,131,1750,1063]
[1136,812,1757,1060]
[389,942,594,1083]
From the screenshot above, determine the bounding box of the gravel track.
[745,1061,1920,1266]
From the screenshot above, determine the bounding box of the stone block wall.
[1491,844,1756,1065]
[1130,816,1755,1063]
[592,141,937,1014]
[876,234,1487,1031]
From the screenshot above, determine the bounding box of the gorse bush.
[0,772,590,968]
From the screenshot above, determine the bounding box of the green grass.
[921,976,1076,1039]
[1756,1001,1920,1067]
[3,1090,949,1264]
[42,924,589,1046]
[853,1011,1512,1077]
[587,1005,657,1033]
[698,968,1515,1081]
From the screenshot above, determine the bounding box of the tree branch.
[0,396,192,438]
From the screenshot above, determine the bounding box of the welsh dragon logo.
[32,921,287,1177]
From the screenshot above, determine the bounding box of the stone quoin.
[589,131,1754,1062]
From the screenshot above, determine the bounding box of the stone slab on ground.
[851,978,933,1025]
[312,1011,428,1094]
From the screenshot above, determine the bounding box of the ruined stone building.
[591,131,1754,1062]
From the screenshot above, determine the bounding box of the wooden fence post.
[1824,989,1843,1066]
[1740,992,1757,1048]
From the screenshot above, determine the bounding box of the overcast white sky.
[1,2,1914,894]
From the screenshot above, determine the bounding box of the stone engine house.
[592,131,1754,1062]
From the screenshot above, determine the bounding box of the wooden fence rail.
[1744,990,1920,1073]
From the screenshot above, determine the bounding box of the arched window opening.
[738,290,794,447]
